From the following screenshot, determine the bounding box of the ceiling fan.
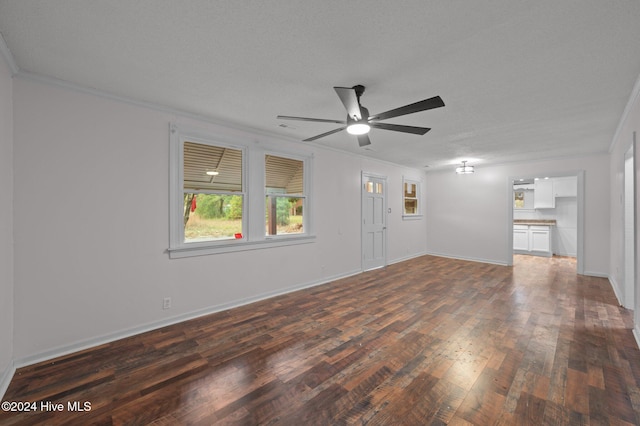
[277,85,445,147]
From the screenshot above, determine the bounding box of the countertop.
[513,219,557,225]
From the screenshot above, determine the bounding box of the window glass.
[403,180,419,215]
[183,142,243,242]
[404,198,417,214]
[265,155,304,235]
[404,182,416,197]
[184,194,243,241]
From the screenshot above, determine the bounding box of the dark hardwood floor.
[2,255,640,425]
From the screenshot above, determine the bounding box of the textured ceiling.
[1,0,640,170]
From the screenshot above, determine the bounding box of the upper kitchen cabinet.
[554,176,577,197]
[534,179,555,208]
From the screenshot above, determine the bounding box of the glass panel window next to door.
[183,141,244,242]
[265,154,305,236]
[403,178,421,219]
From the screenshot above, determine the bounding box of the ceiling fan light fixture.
[455,161,474,174]
[277,84,444,145]
[346,122,371,135]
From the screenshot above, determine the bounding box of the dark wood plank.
[2,255,640,425]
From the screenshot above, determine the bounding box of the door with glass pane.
[362,173,387,271]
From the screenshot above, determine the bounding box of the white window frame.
[169,123,315,258]
[402,177,422,220]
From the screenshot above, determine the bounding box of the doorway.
[362,173,387,271]
[508,171,584,274]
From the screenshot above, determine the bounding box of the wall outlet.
[163,297,171,310]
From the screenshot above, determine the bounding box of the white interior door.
[362,173,387,271]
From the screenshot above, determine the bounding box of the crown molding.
[0,32,19,76]
[15,69,427,174]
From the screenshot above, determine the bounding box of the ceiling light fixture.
[346,122,371,135]
[346,112,371,136]
[455,161,474,174]
[206,170,219,176]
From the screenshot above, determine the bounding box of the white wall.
[11,76,428,362]
[425,155,610,275]
[608,75,640,335]
[0,49,14,395]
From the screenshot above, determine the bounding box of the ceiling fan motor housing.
[348,106,369,124]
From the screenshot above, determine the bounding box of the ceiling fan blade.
[370,96,445,121]
[303,126,346,142]
[357,134,371,147]
[334,86,362,120]
[277,115,345,124]
[369,122,431,135]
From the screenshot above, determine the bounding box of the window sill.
[402,214,423,221]
[168,235,316,258]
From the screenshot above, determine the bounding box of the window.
[403,178,421,219]
[265,155,305,236]
[183,142,244,243]
[169,124,314,258]
[514,191,525,208]
[365,181,383,194]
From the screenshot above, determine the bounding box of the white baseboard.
[388,251,427,266]
[555,251,577,257]
[5,252,430,374]
[583,270,609,278]
[14,268,363,370]
[606,276,640,351]
[0,361,16,400]
[424,251,510,266]
[608,276,624,307]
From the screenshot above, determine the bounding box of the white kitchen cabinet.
[529,225,551,254]
[534,179,555,208]
[513,224,552,257]
[553,176,577,197]
[513,225,529,251]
